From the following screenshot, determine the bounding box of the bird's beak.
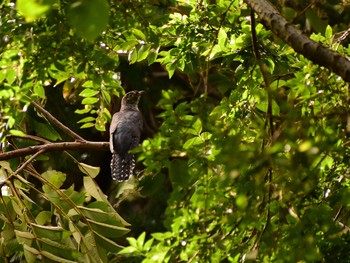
[138,90,146,95]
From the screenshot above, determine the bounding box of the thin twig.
[0,141,109,161]
[203,0,237,95]
[7,134,50,144]
[31,101,85,141]
[334,206,344,222]
[250,10,274,138]
[12,149,45,176]
[253,168,273,252]
[250,13,274,249]
[188,250,200,263]
[292,0,321,24]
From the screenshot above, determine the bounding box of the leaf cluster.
[2,0,350,262]
[0,161,129,262]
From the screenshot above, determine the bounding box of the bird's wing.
[110,110,143,155]
[109,112,122,153]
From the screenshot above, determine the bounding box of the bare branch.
[0,141,109,161]
[244,0,350,82]
[31,101,85,141]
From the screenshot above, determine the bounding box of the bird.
[109,90,145,181]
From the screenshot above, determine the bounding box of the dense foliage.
[1,0,350,262]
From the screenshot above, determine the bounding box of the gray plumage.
[109,90,144,181]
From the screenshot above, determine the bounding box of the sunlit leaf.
[183,136,202,150]
[78,163,100,178]
[79,89,99,98]
[17,0,55,22]
[81,97,99,105]
[218,27,228,51]
[33,82,45,98]
[77,116,95,123]
[138,44,151,62]
[80,122,95,129]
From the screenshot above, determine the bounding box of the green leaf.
[118,246,138,254]
[34,82,46,98]
[218,27,228,51]
[29,116,62,141]
[6,69,16,84]
[75,108,91,114]
[187,118,202,135]
[0,161,14,173]
[282,7,297,20]
[17,0,53,22]
[9,129,26,137]
[87,219,130,238]
[81,97,99,105]
[35,211,52,225]
[92,231,124,253]
[256,100,280,116]
[82,80,94,88]
[306,9,327,34]
[83,176,107,202]
[41,170,66,189]
[165,62,177,78]
[143,238,154,252]
[0,70,7,83]
[31,224,70,241]
[126,237,138,249]
[131,28,146,40]
[41,250,77,263]
[325,25,332,39]
[147,49,158,65]
[183,136,202,150]
[78,163,100,178]
[128,48,138,64]
[79,89,99,97]
[169,159,191,187]
[79,205,129,227]
[40,237,81,260]
[138,44,151,62]
[68,0,109,41]
[151,232,173,241]
[102,89,111,104]
[80,122,95,129]
[95,120,106,132]
[14,230,35,243]
[137,232,146,249]
[77,116,96,123]
[23,244,40,256]
[236,195,248,209]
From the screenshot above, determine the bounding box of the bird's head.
[122,90,145,107]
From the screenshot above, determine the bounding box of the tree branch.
[0,141,109,161]
[244,0,350,82]
[31,101,85,141]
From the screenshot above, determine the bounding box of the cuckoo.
[109,90,145,181]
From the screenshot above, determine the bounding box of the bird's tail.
[111,152,135,181]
